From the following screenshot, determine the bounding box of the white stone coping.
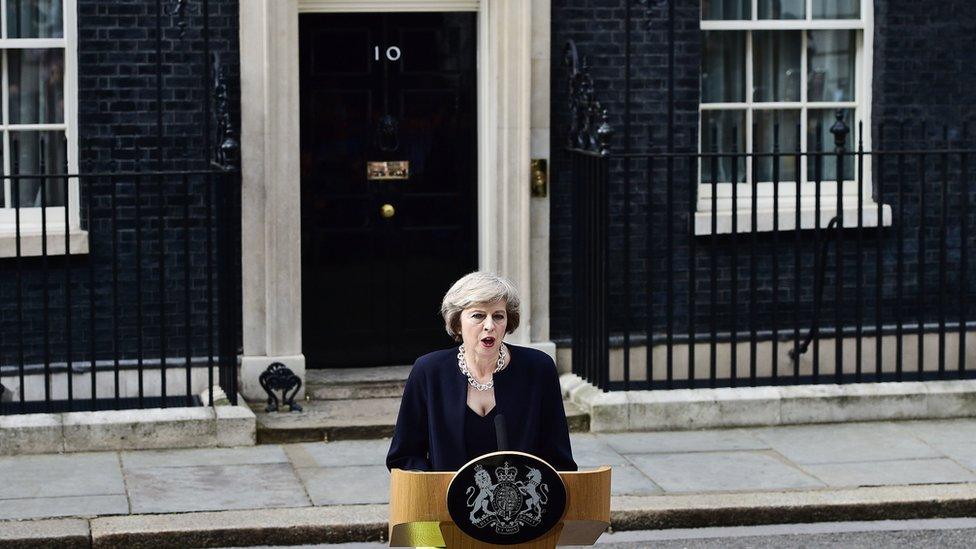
[561,374,976,432]
[0,229,89,258]
[0,398,256,456]
[693,202,893,235]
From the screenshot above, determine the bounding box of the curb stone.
[0,518,90,549]
[4,484,976,547]
[610,484,976,530]
[88,505,388,549]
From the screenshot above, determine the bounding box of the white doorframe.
[238,0,538,400]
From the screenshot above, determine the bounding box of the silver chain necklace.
[458,344,507,391]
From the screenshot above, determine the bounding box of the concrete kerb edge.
[0,413,64,456]
[87,505,388,549]
[216,394,257,447]
[0,518,90,549]
[610,484,976,532]
[561,375,630,431]
[610,497,976,532]
[561,375,976,431]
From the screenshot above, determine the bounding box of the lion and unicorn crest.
[464,461,551,535]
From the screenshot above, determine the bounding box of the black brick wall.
[872,1,976,143]
[0,0,240,374]
[550,0,976,357]
[551,0,701,343]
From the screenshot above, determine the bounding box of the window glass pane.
[702,31,745,103]
[807,30,856,102]
[807,109,854,181]
[11,131,67,207]
[755,110,799,182]
[813,0,860,19]
[7,0,63,38]
[758,0,804,19]
[702,0,750,20]
[8,49,65,124]
[754,31,801,102]
[701,110,746,183]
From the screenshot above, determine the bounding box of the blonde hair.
[440,271,521,341]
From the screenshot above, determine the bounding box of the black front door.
[299,12,478,368]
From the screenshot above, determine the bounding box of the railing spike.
[830,109,849,151]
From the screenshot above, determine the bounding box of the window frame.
[0,0,81,251]
[695,0,890,234]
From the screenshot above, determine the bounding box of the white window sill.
[693,202,892,235]
[0,230,90,258]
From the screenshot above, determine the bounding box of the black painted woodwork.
[299,12,478,368]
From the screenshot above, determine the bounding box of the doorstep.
[253,397,590,444]
[254,365,589,443]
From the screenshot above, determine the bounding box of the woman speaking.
[386,271,577,472]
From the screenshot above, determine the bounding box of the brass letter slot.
[367,160,410,181]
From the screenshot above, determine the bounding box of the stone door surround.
[238,0,534,400]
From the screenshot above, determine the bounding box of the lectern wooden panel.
[389,467,611,548]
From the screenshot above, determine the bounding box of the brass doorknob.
[380,203,395,218]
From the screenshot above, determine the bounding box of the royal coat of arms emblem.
[447,451,567,545]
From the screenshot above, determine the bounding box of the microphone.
[494,414,509,451]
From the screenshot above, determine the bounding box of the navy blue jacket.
[386,344,578,472]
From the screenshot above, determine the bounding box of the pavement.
[3,418,976,547]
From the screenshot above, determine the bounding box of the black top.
[464,405,498,460]
[386,344,578,472]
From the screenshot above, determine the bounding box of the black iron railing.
[569,121,976,391]
[0,166,239,413]
[564,22,976,391]
[0,0,240,414]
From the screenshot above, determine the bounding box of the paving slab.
[125,463,310,514]
[295,465,390,506]
[121,445,288,470]
[0,494,129,521]
[284,440,390,468]
[570,434,630,467]
[0,452,124,500]
[899,419,976,470]
[628,451,825,493]
[603,463,662,496]
[801,458,976,488]
[750,422,942,465]
[597,429,769,455]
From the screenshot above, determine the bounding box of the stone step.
[305,366,411,400]
[255,397,590,444]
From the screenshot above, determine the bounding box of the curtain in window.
[7,0,63,38]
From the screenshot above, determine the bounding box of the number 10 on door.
[374,46,401,61]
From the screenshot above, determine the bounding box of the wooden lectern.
[389,466,611,548]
